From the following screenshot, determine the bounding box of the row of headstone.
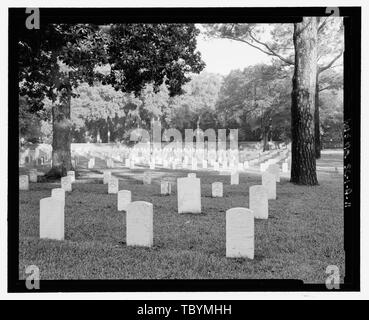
[225,162,283,258]
[36,160,281,260]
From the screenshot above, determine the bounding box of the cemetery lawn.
[19,166,344,282]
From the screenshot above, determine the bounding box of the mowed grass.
[19,155,344,282]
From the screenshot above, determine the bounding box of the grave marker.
[108,177,119,194]
[212,182,223,197]
[249,185,268,219]
[262,172,276,200]
[143,172,152,185]
[230,171,239,185]
[61,176,72,192]
[67,170,75,183]
[177,177,201,213]
[226,207,254,259]
[126,201,153,247]
[267,164,280,182]
[118,190,131,211]
[19,175,29,190]
[103,171,112,184]
[40,197,64,241]
[161,180,171,195]
[29,169,37,183]
[51,188,65,207]
[282,162,288,173]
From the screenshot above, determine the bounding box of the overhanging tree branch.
[248,31,294,65]
[318,50,343,73]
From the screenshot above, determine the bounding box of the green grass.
[19,154,344,282]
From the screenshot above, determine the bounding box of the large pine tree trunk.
[290,17,319,185]
[46,83,73,178]
[314,72,321,159]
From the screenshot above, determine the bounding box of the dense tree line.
[19,20,343,185]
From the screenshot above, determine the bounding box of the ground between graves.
[19,168,344,282]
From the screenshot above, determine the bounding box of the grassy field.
[19,153,344,282]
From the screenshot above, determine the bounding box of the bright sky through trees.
[196,25,273,75]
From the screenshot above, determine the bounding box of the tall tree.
[291,17,318,185]
[19,24,107,177]
[205,20,343,158]
[19,23,205,177]
[216,64,291,150]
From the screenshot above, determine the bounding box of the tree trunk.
[46,82,73,179]
[314,72,321,159]
[290,17,319,185]
[263,125,270,151]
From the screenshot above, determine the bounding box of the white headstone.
[51,188,65,207]
[230,171,239,185]
[161,180,171,195]
[40,197,64,241]
[126,201,153,247]
[29,169,37,183]
[213,162,219,171]
[177,177,201,213]
[67,170,75,183]
[244,160,249,169]
[19,175,29,190]
[103,171,112,184]
[125,159,130,167]
[226,207,254,259]
[143,172,152,185]
[267,164,280,182]
[150,160,155,170]
[118,190,131,211]
[61,176,72,192]
[108,177,119,194]
[262,172,276,200]
[249,185,268,219]
[212,182,223,197]
[88,158,95,169]
[282,162,288,173]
